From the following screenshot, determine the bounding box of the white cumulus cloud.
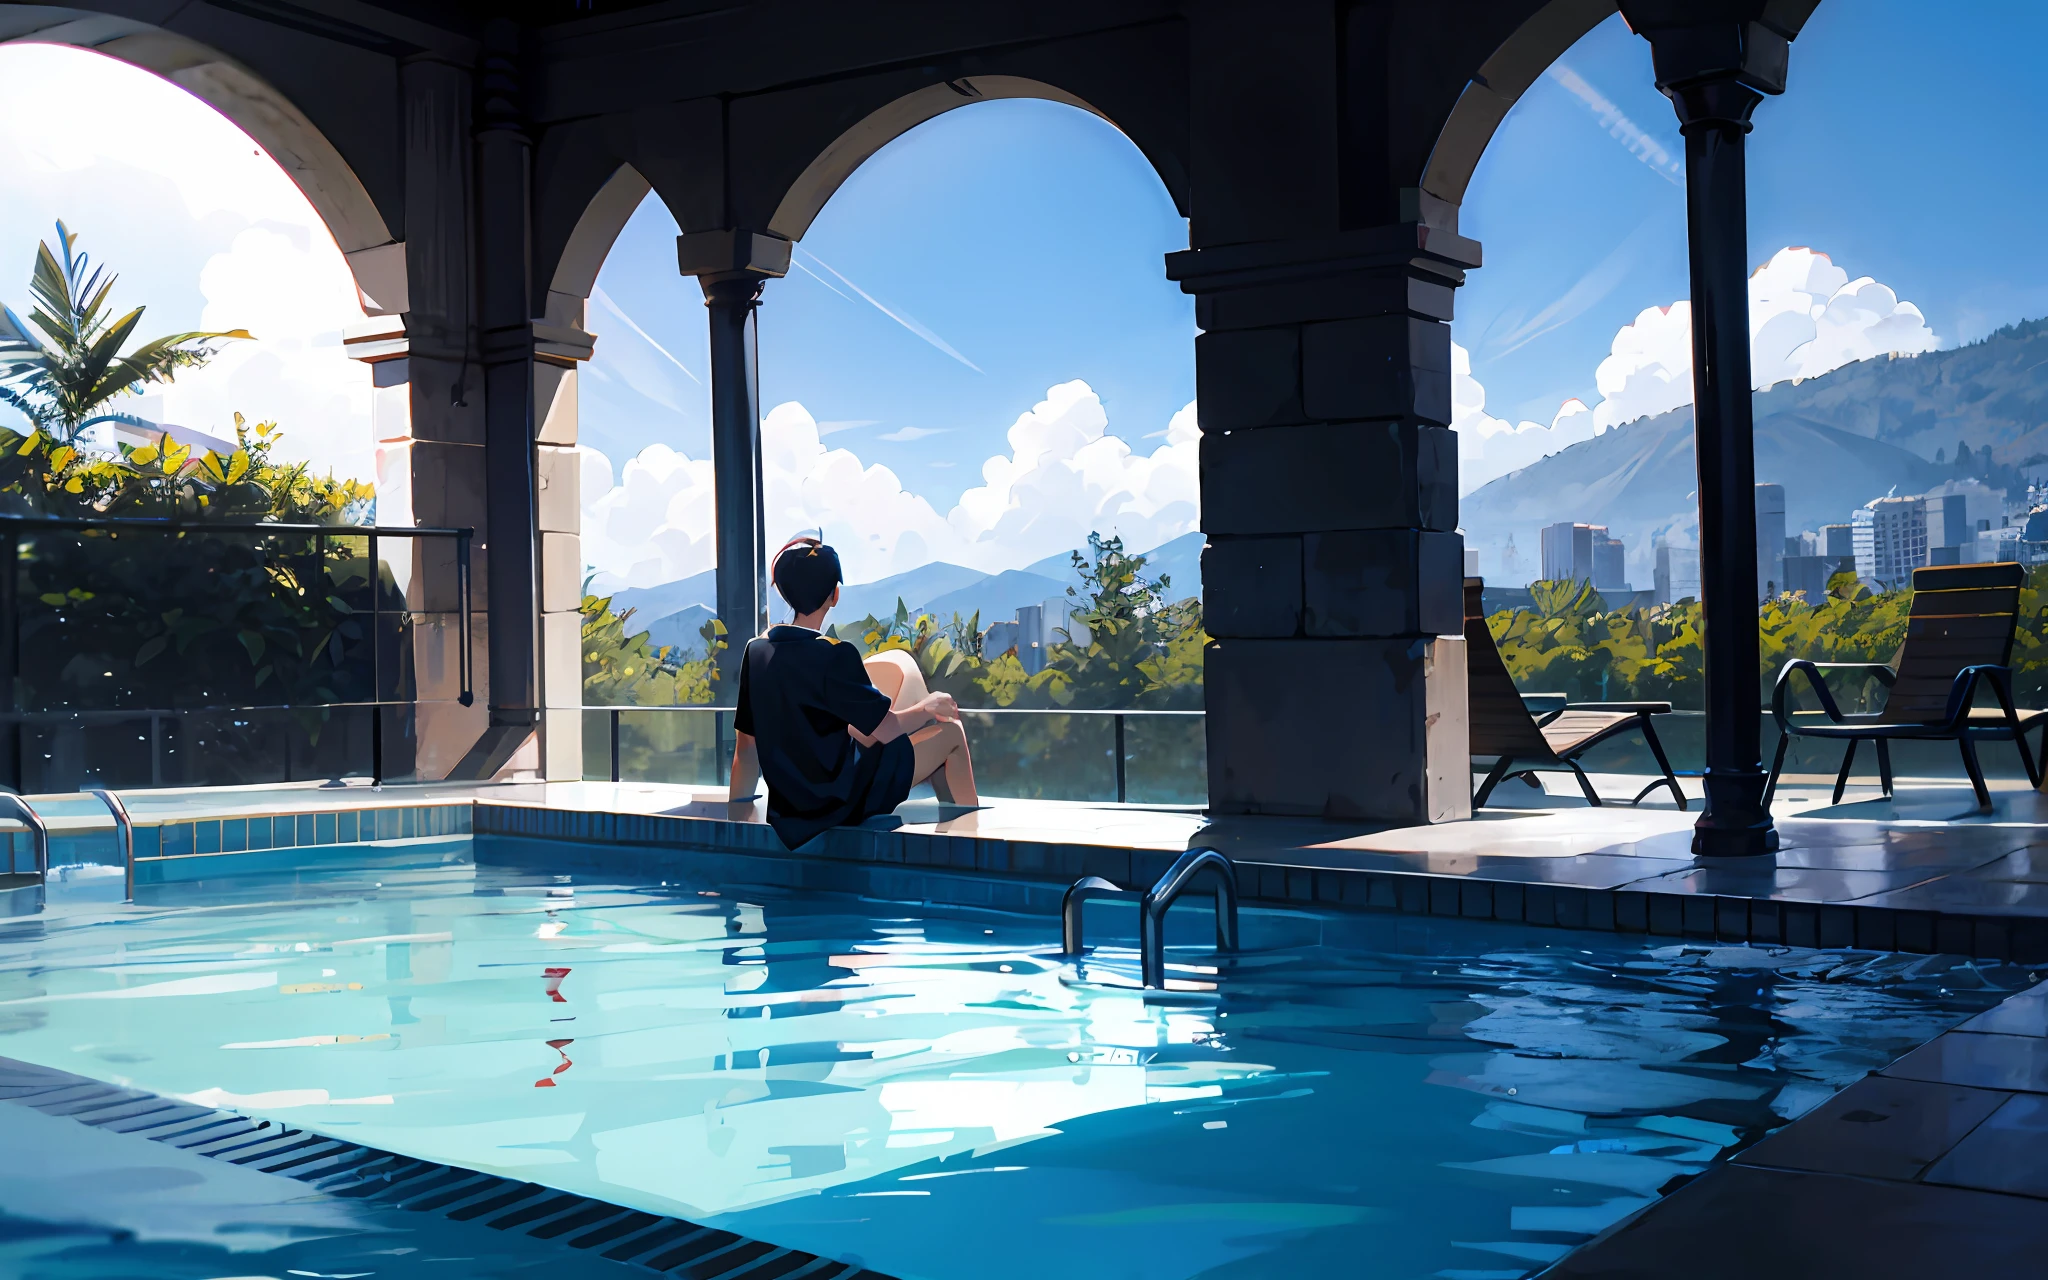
[1456,247,1939,494]
[0,44,372,484]
[580,380,1200,588]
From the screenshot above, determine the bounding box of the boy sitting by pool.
[728,536,979,849]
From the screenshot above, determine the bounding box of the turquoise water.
[0,842,2034,1280]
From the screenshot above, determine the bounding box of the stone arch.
[0,14,402,310]
[1419,0,1621,212]
[767,74,1183,243]
[543,164,653,322]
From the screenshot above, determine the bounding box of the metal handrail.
[587,704,1201,801]
[0,788,48,878]
[86,787,134,902]
[1060,875,1139,954]
[1139,848,1240,988]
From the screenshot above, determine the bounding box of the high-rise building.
[1755,483,1786,600]
[1853,496,1929,586]
[1541,522,1627,592]
[1780,556,1834,605]
[1541,522,1594,584]
[1592,532,1628,594]
[1926,492,1970,554]
[1654,541,1701,605]
[1822,523,1855,561]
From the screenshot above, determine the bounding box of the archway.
[0,10,400,310]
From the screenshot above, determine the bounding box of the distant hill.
[597,532,1206,646]
[1459,319,2048,584]
[922,569,1074,624]
[834,561,988,621]
[607,571,714,624]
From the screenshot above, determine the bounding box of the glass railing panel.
[1122,712,1206,805]
[616,708,725,787]
[961,710,1118,803]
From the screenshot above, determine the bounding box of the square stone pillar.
[535,299,594,782]
[1168,226,1479,824]
[349,323,490,781]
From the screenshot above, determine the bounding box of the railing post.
[456,531,475,706]
[1114,713,1127,804]
[610,708,621,783]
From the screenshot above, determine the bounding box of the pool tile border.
[472,801,2048,963]
[0,1054,895,1280]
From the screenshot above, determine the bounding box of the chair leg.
[1564,760,1603,806]
[1832,739,1859,806]
[1474,756,1514,809]
[1958,735,1992,813]
[1764,732,1790,808]
[2015,722,2041,790]
[1875,739,1894,798]
[1639,714,1688,812]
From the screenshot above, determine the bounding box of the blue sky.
[1461,1,2048,428]
[8,2,2048,588]
[583,99,1194,510]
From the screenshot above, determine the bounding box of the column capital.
[1619,4,1796,130]
[678,229,792,290]
[1165,224,1481,332]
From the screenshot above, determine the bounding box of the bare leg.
[863,651,928,708]
[911,719,978,806]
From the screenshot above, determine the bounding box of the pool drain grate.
[0,1054,898,1280]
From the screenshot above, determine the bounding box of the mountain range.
[1461,316,2048,584]
[605,530,1206,657]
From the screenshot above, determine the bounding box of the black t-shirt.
[734,626,914,848]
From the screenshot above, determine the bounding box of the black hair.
[772,536,843,615]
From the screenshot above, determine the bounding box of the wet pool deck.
[476,770,2048,964]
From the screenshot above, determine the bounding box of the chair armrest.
[1944,664,2020,730]
[1564,701,1674,715]
[1772,659,1888,727]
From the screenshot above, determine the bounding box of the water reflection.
[0,860,2033,1280]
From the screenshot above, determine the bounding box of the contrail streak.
[793,246,983,373]
[590,284,700,384]
[1545,62,1684,186]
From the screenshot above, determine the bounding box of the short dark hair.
[772,536,842,614]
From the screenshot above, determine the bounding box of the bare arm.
[728,731,762,801]
[851,692,960,747]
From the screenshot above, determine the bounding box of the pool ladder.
[0,787,48,884]
[0,787,135,902]
[1062,847,1240,988]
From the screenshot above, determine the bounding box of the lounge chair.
[1765,561,2046,811]
[1464,578,1687,809]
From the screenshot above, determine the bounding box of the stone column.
[677,230,790,693]
[1627,6,1791,856]
[534,309,594,781]
[343,53,492,781]
[1168,227,1475,823]
[472,19,543,774]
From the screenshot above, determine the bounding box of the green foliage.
[580,593,723,706]
[839,531,1207,711]
[1488,571,2048,713]
[17,528,393,715]
[0,412,374,523]
[0,223,249,441]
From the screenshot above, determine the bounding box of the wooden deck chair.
[1464,579,1687,809]
[1765,561,2047,812]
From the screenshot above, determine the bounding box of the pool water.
[0,840,2034,1280]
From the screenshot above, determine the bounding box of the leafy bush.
[841,532,1206,711]
[1487,570,2048,712]
[580,593,723,706]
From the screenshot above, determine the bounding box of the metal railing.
[86,786,133,901]
[1060,847,1241,989]
[583,704,1206,804]
[0,788,47,878]
[0,520,474,791]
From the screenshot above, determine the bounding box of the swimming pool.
[0,837,2033,1280]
